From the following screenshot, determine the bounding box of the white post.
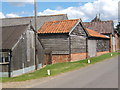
[111,53,113,56]
[88,59,91,64]
[47,70,51,75]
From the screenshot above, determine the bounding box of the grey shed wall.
[11,29,36,77]
[96,39,110,52]
[70,36,87,53]
[36,37,45,68]
[88,38,110,57]
[1,24,29,73]
[70,23,87,54]
[38,34,70,54]
[1,23,45,77]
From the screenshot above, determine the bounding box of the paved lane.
[32,56,118,88]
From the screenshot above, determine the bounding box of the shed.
[0,24,45,77]
[82,16,118,52]
[38,19,110,64]
[85,28,110,57]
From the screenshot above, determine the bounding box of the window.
[0,52,10,63]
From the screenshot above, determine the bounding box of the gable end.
[70,22,87,36]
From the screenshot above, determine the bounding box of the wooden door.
[88,40,97,57]
[45,52,52,65]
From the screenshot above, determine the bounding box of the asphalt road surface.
[32,56,119,88]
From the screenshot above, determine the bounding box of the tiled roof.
[38,19,79,34]
[82,21,113,34]
[86,28,109,39]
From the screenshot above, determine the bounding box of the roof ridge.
[0,14,67,20]
[45,19,80,23]
[1,24,29,28]
[82,20,113,23]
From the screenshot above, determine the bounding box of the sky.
[0,0,119,25]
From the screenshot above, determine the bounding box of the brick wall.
[52,54,70,64]
[96,51,109,56]
[71,53,87,62]
[51,51,110,64]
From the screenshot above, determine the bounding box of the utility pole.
[34,0,38,70]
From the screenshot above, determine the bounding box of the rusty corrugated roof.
[38,19,79,34]
[82,21,113,34]
[86,28,109,39]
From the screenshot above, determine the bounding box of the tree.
[116,22,120,35]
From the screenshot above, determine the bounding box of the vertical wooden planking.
[70,35,87,53]
[96,39,110,52]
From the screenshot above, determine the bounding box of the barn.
[0,24,44,77]
[38,19,110,64]
[85,28,110,57]
[82,15,118,52]
[0,14,68,77]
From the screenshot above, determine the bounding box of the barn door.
[88,40,97,57]
[44,50,52,65]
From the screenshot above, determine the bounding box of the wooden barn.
[85,28,110,57]
[0,14,68,77]
[82,15,118,52]
[0,24,44,77]
[38,19,110,64]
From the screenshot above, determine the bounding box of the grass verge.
[1,52,120,82]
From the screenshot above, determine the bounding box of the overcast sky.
[0,0,119,25]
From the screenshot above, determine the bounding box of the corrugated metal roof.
[82,21,113,34]
[86,28,109,39]
[0,14,68,30]
[1,24,29,49]
[38,19,79,34]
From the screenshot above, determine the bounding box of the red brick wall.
[96,51,109,56]
[51,51,110,64]
[52,54,70,64]
[71,53,87,62]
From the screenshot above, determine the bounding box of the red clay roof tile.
[38,19,79,34]
[85,28,109,39]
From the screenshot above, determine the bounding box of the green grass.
[1,52,120,83]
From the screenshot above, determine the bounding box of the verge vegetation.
[1,52,119,82]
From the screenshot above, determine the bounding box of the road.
[31,56,119,88]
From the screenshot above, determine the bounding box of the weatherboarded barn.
[38,19,110,64]
[85,28,110,57]
[0,24,45,77]
[0,14,68,77]
[82,16,117,52]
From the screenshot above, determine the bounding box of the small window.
[0,52,10,63]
